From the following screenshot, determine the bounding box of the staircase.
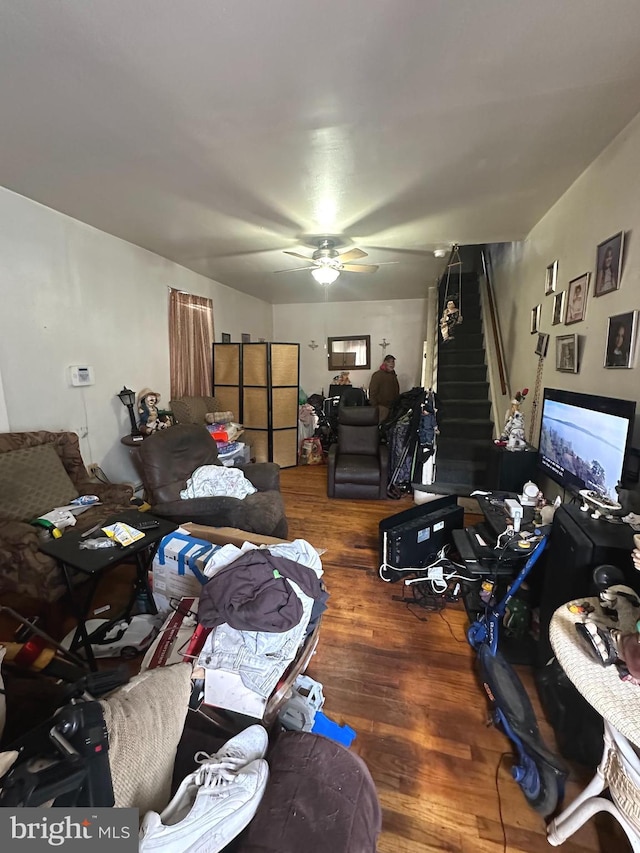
[433,272,494,495]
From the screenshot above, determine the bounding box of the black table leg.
[61,562,99,672]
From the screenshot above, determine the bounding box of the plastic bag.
[299,437,324,465]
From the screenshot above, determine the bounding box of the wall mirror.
[327,335,371,371]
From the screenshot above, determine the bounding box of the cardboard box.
[180,523,289,548]
[152,531,220,613]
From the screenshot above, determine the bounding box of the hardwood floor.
[280,465,625,853]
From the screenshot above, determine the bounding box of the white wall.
[0,187,273,483]
[489,110,640,452]
[273,298,428,397]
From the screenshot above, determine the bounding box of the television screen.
[537,388,636,499]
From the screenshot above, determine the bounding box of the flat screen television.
[537,387,636,499]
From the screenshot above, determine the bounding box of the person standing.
[368,354,400,422]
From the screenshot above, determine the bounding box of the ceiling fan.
[274,239,393,284]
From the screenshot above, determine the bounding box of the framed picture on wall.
[221,332,231,343]
[552,292,565,326]
[535,332,550,358]
[594,231,624,297]
[565,273,590,325]
[530,304,541,334]
[545,260,558,295]
[604,310,638,369]
[556,333,578,373]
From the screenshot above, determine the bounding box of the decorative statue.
[500,388,529,447]
[137,388,171,435]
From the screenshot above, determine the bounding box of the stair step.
[438,399,491,419]
[437,381,489,400]
[440,419,493,440]
[437,437,492,462]
[438,348,486,366]
[440,333,484,350]
[439,364,486,383]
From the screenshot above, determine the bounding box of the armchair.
[0,431,134,604]
[137,425,288,538]
[327,407,388,499]
[169,396,222,425]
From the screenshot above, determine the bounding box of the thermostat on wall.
[68,365,95,387]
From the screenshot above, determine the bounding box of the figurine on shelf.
[332,371,352,385]
[137,389,171,435]
[498,388,529,447]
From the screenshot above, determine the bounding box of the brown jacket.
[368,368,399,410]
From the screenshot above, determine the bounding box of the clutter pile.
[205,410,249,465]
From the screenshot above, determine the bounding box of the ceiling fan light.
[312,267,340,285]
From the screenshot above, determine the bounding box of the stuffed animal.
[137,389,171,435]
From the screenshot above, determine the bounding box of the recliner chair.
[327,407,388,500]
[137,425,288,538]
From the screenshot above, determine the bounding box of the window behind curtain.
[168,289,214,398]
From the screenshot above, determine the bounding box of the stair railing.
[480,247,510,438]
[422,277,441,393]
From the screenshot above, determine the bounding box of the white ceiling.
[2,1,640,304]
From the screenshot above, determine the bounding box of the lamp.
[312,267,340,285]
[117,386,140,436]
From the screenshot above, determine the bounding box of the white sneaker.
[139,758,269,853]
[193,724,269,775]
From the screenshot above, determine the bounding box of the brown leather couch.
[137,424,288,538]
[0,431,134,604]
[327,406,388,499]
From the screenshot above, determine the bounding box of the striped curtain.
[169,289,214,398]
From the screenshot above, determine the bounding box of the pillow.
[0,444,79,522]
[100,663,192,816]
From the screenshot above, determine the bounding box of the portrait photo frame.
[556,333,578,373]
[594,231,624,297]
[565,272,590,325]
[545,260,558,296]
[604,310,638,369]
[530,304,541,335]
[221,332,231,343]
[552,291,566,326]
[535,332,550,358]
[241,332,251,343]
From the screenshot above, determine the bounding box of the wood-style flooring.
[280,464,626,853]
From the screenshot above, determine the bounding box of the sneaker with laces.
[193,724,268,774]
[139,758,268,853]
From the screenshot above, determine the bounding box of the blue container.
[311,711,356,747]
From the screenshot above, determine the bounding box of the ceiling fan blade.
[283,251,314,262]
[341,263,379,273]
[273,266,316,273]
[337,248,367,262]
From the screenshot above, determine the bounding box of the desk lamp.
[117,386,140,436]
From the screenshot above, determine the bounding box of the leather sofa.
[327,407,388,499]
[137,424,288,538]
[0,431,134,604]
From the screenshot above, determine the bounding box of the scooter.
[467,535,567,816]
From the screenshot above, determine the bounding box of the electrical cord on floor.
[495,752,509,853]
[437,610,467,644]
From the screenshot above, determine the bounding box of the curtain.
[169,289,214,398]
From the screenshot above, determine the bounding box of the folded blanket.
[180,465,257,500]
